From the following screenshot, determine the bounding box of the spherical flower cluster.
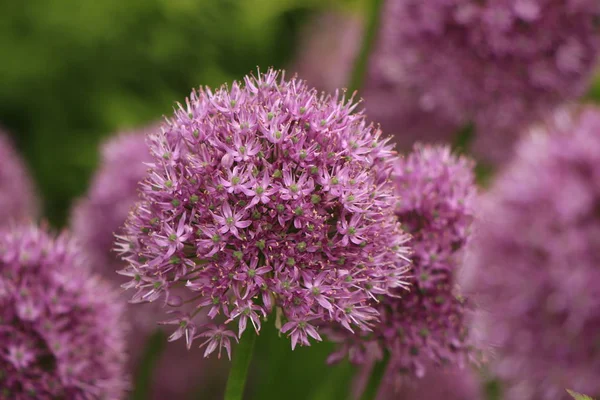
[328,144,476,379]
[291,12,363,93]
[0,224,128,399]
[461,107,600,399]
[116,69,411,358]
[364,0,600,162]
[0,129,37,226]
[71,128,221,399]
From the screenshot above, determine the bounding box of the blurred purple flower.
[0,129,38,226]
[0,224,128,399]
[461,106,600,399]
[71,128,224,398]
[116,69,412,358]
[328,144,477,380]
[72,128,155,283]
[363,0,600,163]
[291,12,363,92]
[379,363,482,400]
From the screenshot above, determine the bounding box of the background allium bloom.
[329,145,476,379]
[0,129,37,226]
[291,12,363,93]
[380,363,481,400]
[117,69,411,358]
[461,107,600,399]
[72,129,154,286]
[364,0,600,162]
[71,128,220,399]
[0,225,128,399]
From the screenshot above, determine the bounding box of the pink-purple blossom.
[363,0,600,163]
[328,144,477,380]
[461,106,600,399]
[116,69,411,358]
[291,12,363,93]
[0,129,37,227]
[0,224,128,399]
[380,363,482,400]
[71,128,155,284]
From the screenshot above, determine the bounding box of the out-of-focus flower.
[0,224,128,399]
[0,129,37,226]
[72,128,154,285]
[363,0,600,162]
[328,144,477,380]
[71,128,222,399]
[291,12,363,93]
[461,107,600,399]
[380,363,482,400]
[116,69,411,358]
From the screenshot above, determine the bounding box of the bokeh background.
[1,0,599,399]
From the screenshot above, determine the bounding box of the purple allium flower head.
[460,107,600,399]
[364,0,600,163]
[328,144,476,379]
[0,224,128,399]
[116,69,411,358]
[291,12,363,93]
[71,128,222,399]
[0,129,37,226]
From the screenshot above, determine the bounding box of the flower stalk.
[347,0,384,94]
[224,329,257,400]
[359,354,389,400]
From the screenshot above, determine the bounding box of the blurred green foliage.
[586,71,600,104]
[0,0,346,226]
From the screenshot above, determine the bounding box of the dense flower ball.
[461,107,600,399]
[328,145,476,379]
[364,0,600,162]
[116,69,411,358]
[71,128,222,399]
[0,224,128,399]
[0,129,37,226]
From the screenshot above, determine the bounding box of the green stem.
[451,123,475,155]
[359,354,389,400]
[224,330,257,400]
[347,0,385,94]
[308,361,354,400]
[130,329,167,400]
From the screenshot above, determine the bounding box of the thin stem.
[347,0,385,94]
[452,123,475,155]
[130,329,167,400]
[223,330,257,400]
[358,354,389,400]
[351,359,375,400]
[308,361,354,400]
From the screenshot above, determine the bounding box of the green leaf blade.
[567,389,595,400]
